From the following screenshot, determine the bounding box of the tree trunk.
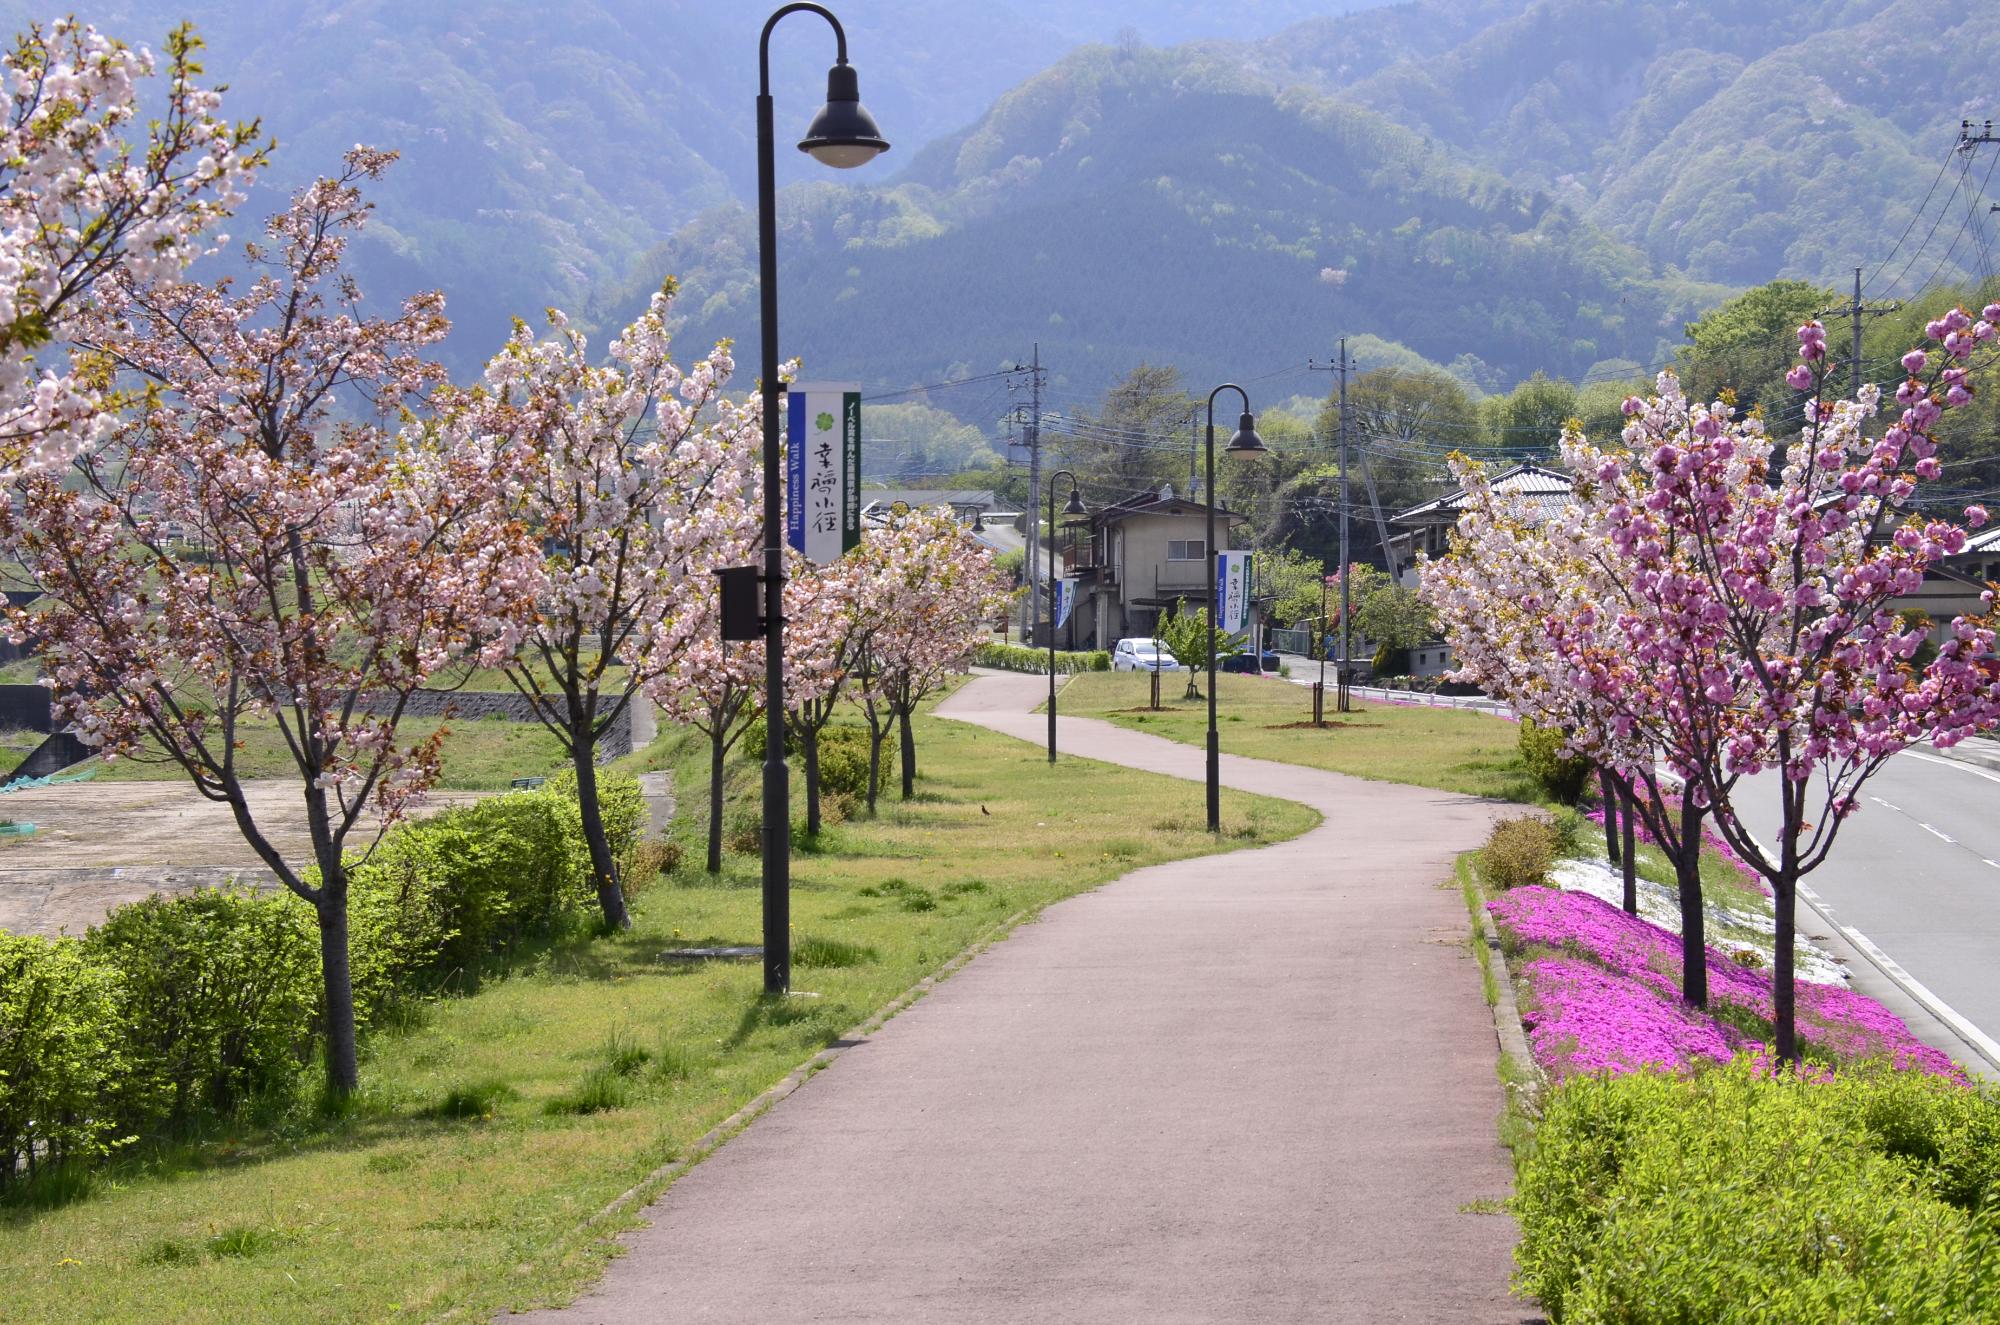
[866,717,886,815]
[1619,782,1637,916]
[313,858,359,1097]
[1599,768,1621,866]
[706,727,726,873]
[802,725,822,836]
[1675,797,1708,1009]
[1774,876,1798,1063]
[897,705,916,800]
[570,739,630,929]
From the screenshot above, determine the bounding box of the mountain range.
[5,0,1996,414]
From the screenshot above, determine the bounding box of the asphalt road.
[1735,748,2000,1063]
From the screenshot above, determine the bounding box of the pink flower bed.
[1489,886,1958,1080]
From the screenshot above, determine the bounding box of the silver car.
[1111,637,1182,671]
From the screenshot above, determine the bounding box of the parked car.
[1112,637,1182,672]
[1220,650,1282,674]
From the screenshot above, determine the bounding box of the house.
[1060,486,1248,649]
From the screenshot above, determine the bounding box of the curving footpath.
[513,670,1526,1324]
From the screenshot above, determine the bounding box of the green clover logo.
[815,411,836,432]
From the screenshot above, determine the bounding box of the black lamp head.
[1062,487,1088,516]
[799,62,890,168]
[1226,411,1267,456]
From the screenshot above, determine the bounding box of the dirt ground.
[0,779,488,937]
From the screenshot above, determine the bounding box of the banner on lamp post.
[1053,577,1076,630]
[1216,551,1252,634]
[786,383,861,564]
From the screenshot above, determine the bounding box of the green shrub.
[1515,1062,2000,1323]
[84,888,318,1132]
[0,934,127,1191]
[1482,816,1559,890]
[816,725,894,800]
[971,642,1107,674]
[542,764,646,881]
[1518,717,1591,804]
[343,771,639,1017]
[1548,805,1592,859]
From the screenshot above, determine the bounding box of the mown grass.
[0,700,1315,1324]
[1056,670,1539,802]
[88,716,569,791]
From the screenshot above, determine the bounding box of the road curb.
[1920,737,2000,776]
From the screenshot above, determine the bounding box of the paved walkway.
[516,671,1526,1324]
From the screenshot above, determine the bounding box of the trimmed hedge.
[973,641,1110,674]
[1515,1060,2000,1322]
[0,933,128,1184]
[0,771,643,1194]
[85,889,318,1132]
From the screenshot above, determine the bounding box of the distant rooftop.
[1390,461,1573,525]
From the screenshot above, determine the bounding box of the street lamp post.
[1203,384,1267,832]
[754,3,888,995]
[1045,470,1085,762]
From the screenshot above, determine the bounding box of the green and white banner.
[1216,551,1252,634]
[786,383,861,564]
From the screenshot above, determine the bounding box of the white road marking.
[1984,859,2000,870]
[1920,823,1956,843]
[1871,796,1901,811]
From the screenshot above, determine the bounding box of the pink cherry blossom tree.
[1481,308,2000,1062]
[462,290,761,925]
[1425,459,1715,1004]
[650,602,763,874]
[785,552,876,835]
[0,152,540,1095]
[0,19,263,471]
[852,509,1009,807]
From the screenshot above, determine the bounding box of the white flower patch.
[1547,856,1848,986]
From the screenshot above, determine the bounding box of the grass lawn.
[89,717,571,791]
[1055,670,1539,803]
[0,702,1315,1323]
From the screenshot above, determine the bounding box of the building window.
[1167,539,1206,561]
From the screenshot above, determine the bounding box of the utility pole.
[1818,267,1900,396]
[1308,339,1357,689]
[1007,346,1046,643]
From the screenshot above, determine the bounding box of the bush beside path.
[515,669,1524,1323]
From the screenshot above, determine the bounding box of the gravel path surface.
[512,670,1528,1324]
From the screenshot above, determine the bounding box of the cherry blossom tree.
[1444,307,2000,1063]
[650,603,763,874]
[0,152,540,1095]
[1425,460,1713,1004]
[852,509,1009,806]
[0,19,263,471]
[786,552,875,835]
[462,291,760,925]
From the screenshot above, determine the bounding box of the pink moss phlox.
[1490,886,1960,1080]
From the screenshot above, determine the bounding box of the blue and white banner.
[1053,577,1076,629]
[1216,551,1252,633]
[786,383,861,564]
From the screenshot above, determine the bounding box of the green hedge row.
[1515,1059,2000,1321]
[973,642,1110,674]
[0,770,643,1192]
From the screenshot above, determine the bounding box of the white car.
[1111,637,1183,672]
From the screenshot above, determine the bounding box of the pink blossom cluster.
[0,21,264,470]
[1491,887,1958,1079]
